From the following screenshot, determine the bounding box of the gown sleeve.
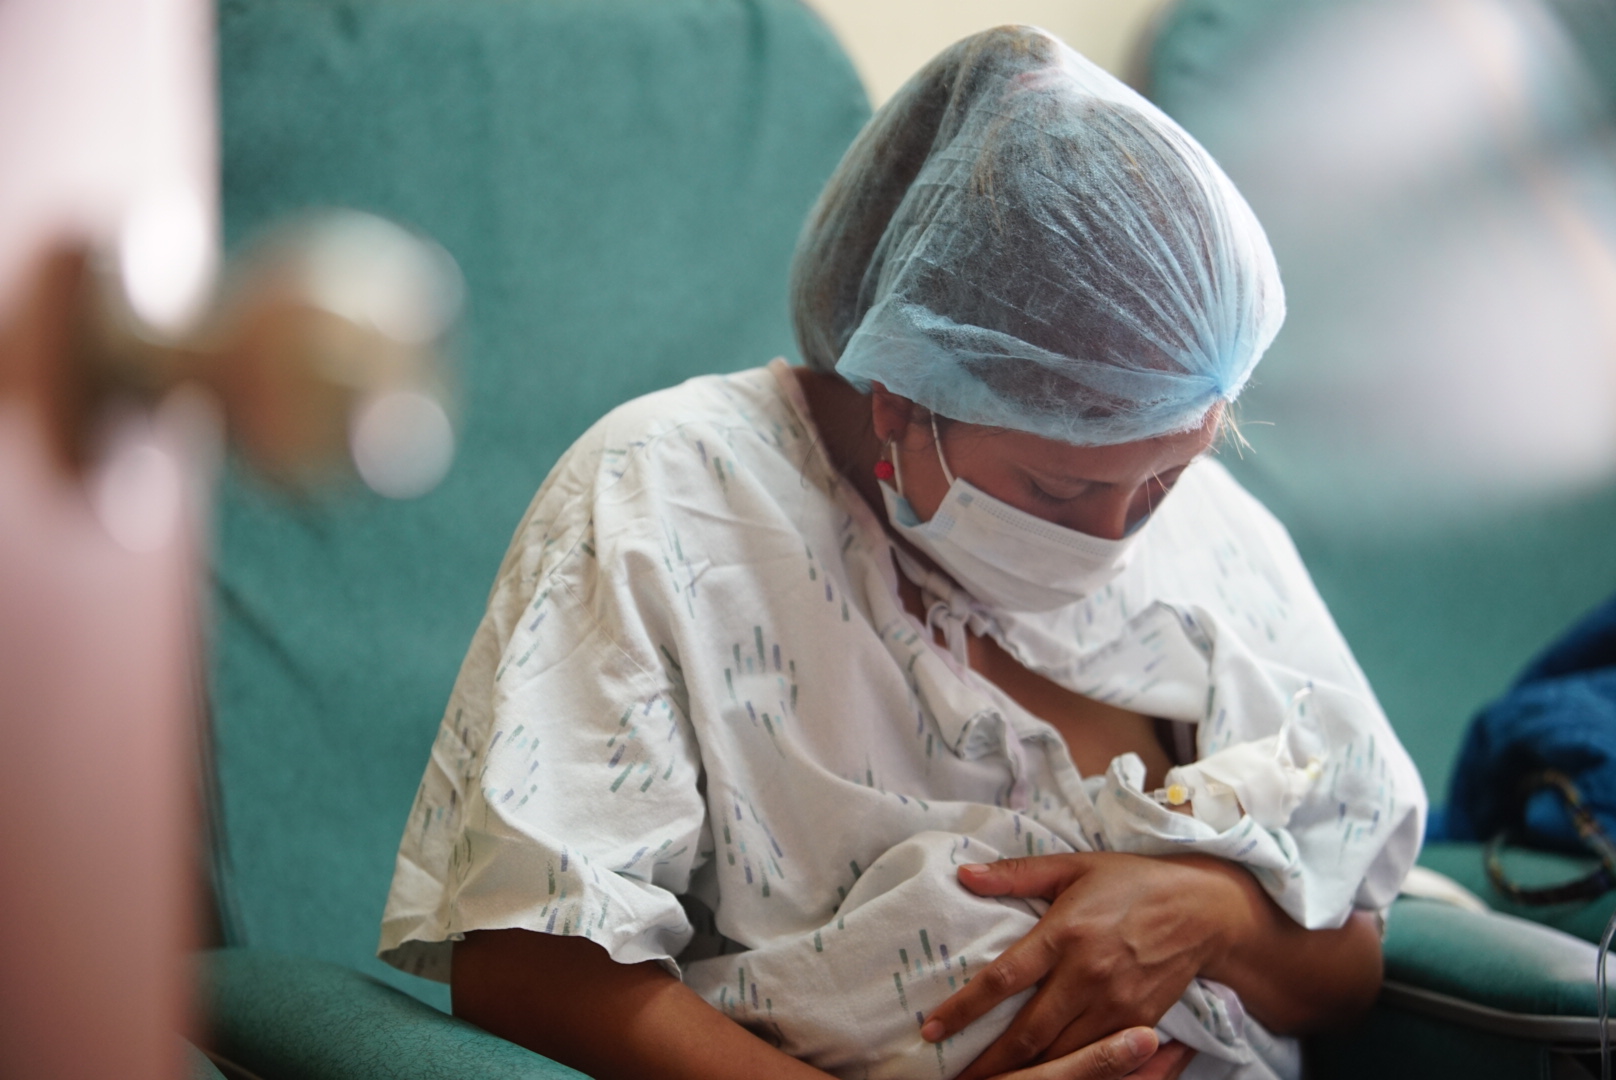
[1201,474,1427,925]
[379,425,710,983]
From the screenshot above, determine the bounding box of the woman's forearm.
[452,929,829,1080]
[1186,856,1384,1034]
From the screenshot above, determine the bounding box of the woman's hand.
[927,852,1385,1080]
[925,853,1248,1080]
[984,1029,1195,1080]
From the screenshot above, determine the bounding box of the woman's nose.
[1070,489,1139,541]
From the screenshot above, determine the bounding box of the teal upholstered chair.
[1146,1,1616,1075]
[202,1,867,1074]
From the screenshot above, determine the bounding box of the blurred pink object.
[0,0,215,1075]
[0,384,202,1080]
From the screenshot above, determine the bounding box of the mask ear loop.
[930,413,957,487]
[925,414,970,664]
[889,414,972,667]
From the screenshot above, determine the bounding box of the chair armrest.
[1381,897,1602,1043]
[1419,840,1616,944]
[200,948,589,1080]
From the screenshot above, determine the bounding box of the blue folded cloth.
[1437,592,1616,851]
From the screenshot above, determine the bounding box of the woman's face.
[873,389,1222,541]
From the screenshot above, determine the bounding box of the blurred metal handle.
[74,210,461,498]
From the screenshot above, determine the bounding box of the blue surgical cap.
[790,26,1285,446]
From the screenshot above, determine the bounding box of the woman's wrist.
[1168,854,1269,984]
[1164,855,1383,1034]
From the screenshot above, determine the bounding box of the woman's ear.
[869,383,917,443]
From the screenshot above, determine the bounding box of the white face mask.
[880,416,1142,613]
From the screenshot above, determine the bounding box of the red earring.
[874,440,895,481]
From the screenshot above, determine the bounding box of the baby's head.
[790,26,1283,448]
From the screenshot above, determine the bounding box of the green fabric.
[212,0,869,1009]
[1145,0,1616,803]
[1420,841,1616,946]
[1383,897,1599,1018]
[203,948,584,1079]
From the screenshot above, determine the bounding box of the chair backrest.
[1143,0,1616,800]
[211,0,868,1007]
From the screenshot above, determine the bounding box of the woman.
[379,27,1424,1080]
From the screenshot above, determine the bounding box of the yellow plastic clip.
[1151,782,1193,807]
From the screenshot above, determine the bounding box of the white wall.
[0,0,216,326]
[802,0,1176,104]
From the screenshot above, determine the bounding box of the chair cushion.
[202,948,584,1079]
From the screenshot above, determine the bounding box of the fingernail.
[1125,1029,1156,1059]
[921,1020,946,1042]
[959,863,991,876]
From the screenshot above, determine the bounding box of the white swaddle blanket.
[681,765,1303,1080]
[677,549,1327,1080]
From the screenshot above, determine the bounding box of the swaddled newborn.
[682,754,1312,1080]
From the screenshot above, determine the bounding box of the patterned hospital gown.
[379,361,1426,1080]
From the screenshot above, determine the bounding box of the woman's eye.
[1029,479,1088,503]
